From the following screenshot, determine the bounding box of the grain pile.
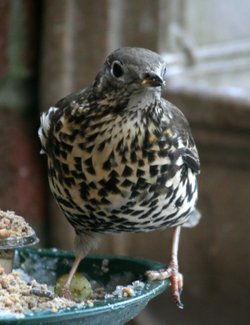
[0,210,34,239]
[0,269,86,315]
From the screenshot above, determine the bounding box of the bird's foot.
[59,286,73,300]
[145,263,184,309]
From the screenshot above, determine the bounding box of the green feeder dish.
[0,248,169,325]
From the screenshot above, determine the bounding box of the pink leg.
[59,254,83,299]
[145,226,184,308]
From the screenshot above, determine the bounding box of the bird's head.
[93,47,167,96]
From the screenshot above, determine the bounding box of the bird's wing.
[159,100,201,227]
[182,137,200,174]
[38,88,88,154]
[38,106,59,154]
[161,99,200,175]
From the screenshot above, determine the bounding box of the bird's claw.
[170,269,184,309]
[145,268,172,280]
[146,265,184,309]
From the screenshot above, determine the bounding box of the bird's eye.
[111,61,124,78]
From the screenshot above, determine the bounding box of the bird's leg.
[59,254,83,299]
[145,226,184,308]
[168,225,183,308]
[59,232,99,299]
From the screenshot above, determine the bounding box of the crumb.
[0,229,10,239]
[0,266,5,275]
[86,300,94,307]
[101,259,109,273]
[93,287,106,299]
[105,280,145,299]
[122,287,135,297]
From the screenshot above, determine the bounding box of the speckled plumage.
[39,47,200,307]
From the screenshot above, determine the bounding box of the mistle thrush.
[39,47,200,308]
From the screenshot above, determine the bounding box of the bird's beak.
[140,72,164,87]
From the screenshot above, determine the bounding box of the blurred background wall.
[0,0,250,324]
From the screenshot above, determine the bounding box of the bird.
[38,47,200,308]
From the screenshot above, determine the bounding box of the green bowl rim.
[1,247,169,323]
